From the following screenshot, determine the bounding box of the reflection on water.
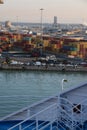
[0,70,87,118]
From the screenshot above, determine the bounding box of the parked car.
[34,61,41,66]
[10,60,24,65]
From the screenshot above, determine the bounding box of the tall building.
[53,16,58,28]
[54,16,57,25]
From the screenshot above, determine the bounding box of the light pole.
[40,8,44,36]
[0,0,4,27]
[61,79,67,91]
[40,8,44,56]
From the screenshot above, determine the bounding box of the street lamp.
[61,79,67,91]
[58,79,67,113]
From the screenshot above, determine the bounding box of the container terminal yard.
[0,21,87,71]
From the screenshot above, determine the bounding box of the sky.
[0,0,87,24]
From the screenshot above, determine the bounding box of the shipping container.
[23,37,31,41]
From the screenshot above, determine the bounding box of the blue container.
[23,37,31,41]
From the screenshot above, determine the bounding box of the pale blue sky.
[0,0,87,23]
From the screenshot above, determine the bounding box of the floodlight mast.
[40,8,44,36]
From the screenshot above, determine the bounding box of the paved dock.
[1,64,87,72]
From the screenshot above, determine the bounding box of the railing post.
[19,124,22,130]
[81,103,83,130]
[36,117,38,130]
[71,107,74,130]
[50,123,52,130]
[27,109,30,117]
[57,99,60,129]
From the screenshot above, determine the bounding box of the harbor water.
[0,70,87,118]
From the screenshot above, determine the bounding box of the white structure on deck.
[1,82,87,130]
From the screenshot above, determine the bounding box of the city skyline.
[0,0,87,24]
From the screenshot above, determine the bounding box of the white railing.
[8,103,58,130]
[4,96,87,130]
[58,97,87,130]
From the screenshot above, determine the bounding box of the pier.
[1,64,87,72]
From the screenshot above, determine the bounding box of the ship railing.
[38,120,57,130]
[72,97,87,124]
[57,104,76,130]
[6,96,87,130]
[8,103,58,130]
[58,107,82,130]
[58,97,87,130]
[38,119,66,130]
[59,97,87,121]
[78,98,87,123]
